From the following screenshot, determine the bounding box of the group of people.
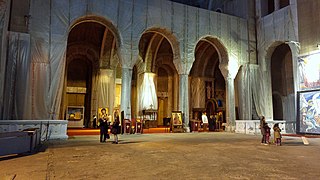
[97,108,120,144]
[260,116,282,145]
[201,111,223,131]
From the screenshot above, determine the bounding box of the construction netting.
[0,0,280,122]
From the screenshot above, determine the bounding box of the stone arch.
[266,41,295,121]
[265,41,286,69]
[66,44,99,70]
[195,36,229,66]
[264,40,299,70]
[139,27,180,72]
[69,15,122,50]
[63,16,122,127]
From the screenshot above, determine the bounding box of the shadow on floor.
[0,143,48,161]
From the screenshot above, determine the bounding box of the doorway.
[271,43,293,120]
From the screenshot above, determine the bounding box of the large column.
[173,74,179,111]
[225,76,236,132]
[237,65,252,120]
[120,68,133,119]
[179,74,190,132]
[168,76,173,117]
[274,0,280,11]
[0,1,10,119]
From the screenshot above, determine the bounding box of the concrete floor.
[1,133,320,180]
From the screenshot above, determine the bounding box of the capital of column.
[219,61,239,81]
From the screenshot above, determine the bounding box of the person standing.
[201,112,208,131]
[264,122,271,144]
[259,116,267,145]
[208,115,215,131]
[273,123,282,146]
[93,115,97,129]
[112,116,120,144]
[99,115,109,143]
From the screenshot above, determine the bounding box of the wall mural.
[298,90,320,134]
[298,53,320,90]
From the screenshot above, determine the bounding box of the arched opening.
[271,43,294,120]
[137,31,179,126]
[190,37,226,131]
[64,19,120,128]
[66,58,93,127]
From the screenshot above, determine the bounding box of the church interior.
[1,0,320,137]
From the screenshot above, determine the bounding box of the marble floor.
[1,133,320,180]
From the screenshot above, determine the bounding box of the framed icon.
[172,111,182,126]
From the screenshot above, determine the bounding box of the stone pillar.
[120,68,133,119]
[174,74,179,111]
[168,76,173,117]
[274,0,280,11]
[237,65,252,120]
[179,74,190,132]
[0,1,10,119]
[225,76,236,132]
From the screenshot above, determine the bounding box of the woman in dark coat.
[99,116,109,143]
[260,116,267,144]
[112,117,120,144]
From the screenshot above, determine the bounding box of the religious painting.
[98,107,109,120]
[67,106,84,120]
[172,111,182,126]
[297,90,320,134]
[298,53,320,90]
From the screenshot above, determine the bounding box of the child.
[259,116,267,144]
[112,117,120,144]
[273,123,282,146]
[264,123,271,144]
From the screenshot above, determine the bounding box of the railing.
[235,120,296,135]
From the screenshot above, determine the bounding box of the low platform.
[0,120,68,140]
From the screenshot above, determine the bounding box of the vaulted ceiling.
[67,22,118,69]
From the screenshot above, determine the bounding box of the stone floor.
[1,133,320,180]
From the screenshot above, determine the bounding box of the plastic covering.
[254,5,299,121]
[179,74,189,130]
[138,73,158,111]
[120,68,132,119]
[190,77,205,108]
[3,32,30,119]
[250,65,273,120]
[257,6,297,57]
[236,65,252,120]
[1,0,249,121]
[97,69,115,116]
[0,0,10,119]
[28,0,68,119]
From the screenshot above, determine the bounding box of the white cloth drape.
[98,69,115,115]
[138,73,158,111]
[237,65,252,120]
[250,65,273,120]
[3,32,31,119]
[191,77,205,109]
